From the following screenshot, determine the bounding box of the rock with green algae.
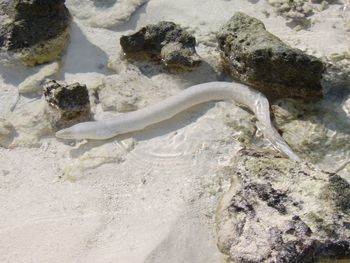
[0,0,70,66]
[120,21,201,70]
[216,149,350,263]
[217,12,325,100]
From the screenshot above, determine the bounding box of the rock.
[267,0,338,27]
[65,0,147,29]
[0,0,70,66]
[18,61,60,94]
[216,149,350,263]
[98,68,166,113]
[271,98,350,168]
[217,12,325,100]
[267,0,313,25]
[120,21,201,70]
[224,107,257,145]
[44,80,92,129]
[63,138,135,181]
[9,100,52,146]
[0,118,15,147]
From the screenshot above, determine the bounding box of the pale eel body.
[56,81,300,161]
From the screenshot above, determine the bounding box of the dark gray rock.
[216,149,350,263]
[120,21,201,70]
[44,80,91,129]
[217,12,325,100]
[0,0,70,65]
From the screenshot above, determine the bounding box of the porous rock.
[120,21,201,70]
[44,80,91,129]
[217,12,325,100]
[216,149,350,263]
[0,0,70,66]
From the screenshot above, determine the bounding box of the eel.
[56,81,300,161]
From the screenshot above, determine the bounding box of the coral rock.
[44,80,91,129]
[0,0,70,65]
[216,149,350,263]
[217,12,325,100]
[120,21,201,70]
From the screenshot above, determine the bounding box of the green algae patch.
[245,157,292,175]
[20,29,70,66]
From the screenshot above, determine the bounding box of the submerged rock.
[63,138,135,181]
[18,61,61,94]
[0,0,70,66]
[120,21,201,70]
[98,68,162,113]
[66,0,147,29]
[217,12,325,100]
[9,100,52,146]
[216,149,350,263]
[271,97,350,168]
[267,0,337,28]
[0,118,15,147]
[267,0,313,25]
[44,80,91,129]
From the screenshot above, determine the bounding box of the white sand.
[0,0,349,262]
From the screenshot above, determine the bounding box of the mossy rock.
[0,0,71,65]
[217,12,325,100]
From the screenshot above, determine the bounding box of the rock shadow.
[61,21,109,75]
[1,21,110,91]
[133,102,219,142]
[0,61,48,87]
[64,138,116,159]
[306,65,350,136]
[112,0,149,32]
[135,59,228,82]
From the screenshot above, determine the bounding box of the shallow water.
[0,0,349,262]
